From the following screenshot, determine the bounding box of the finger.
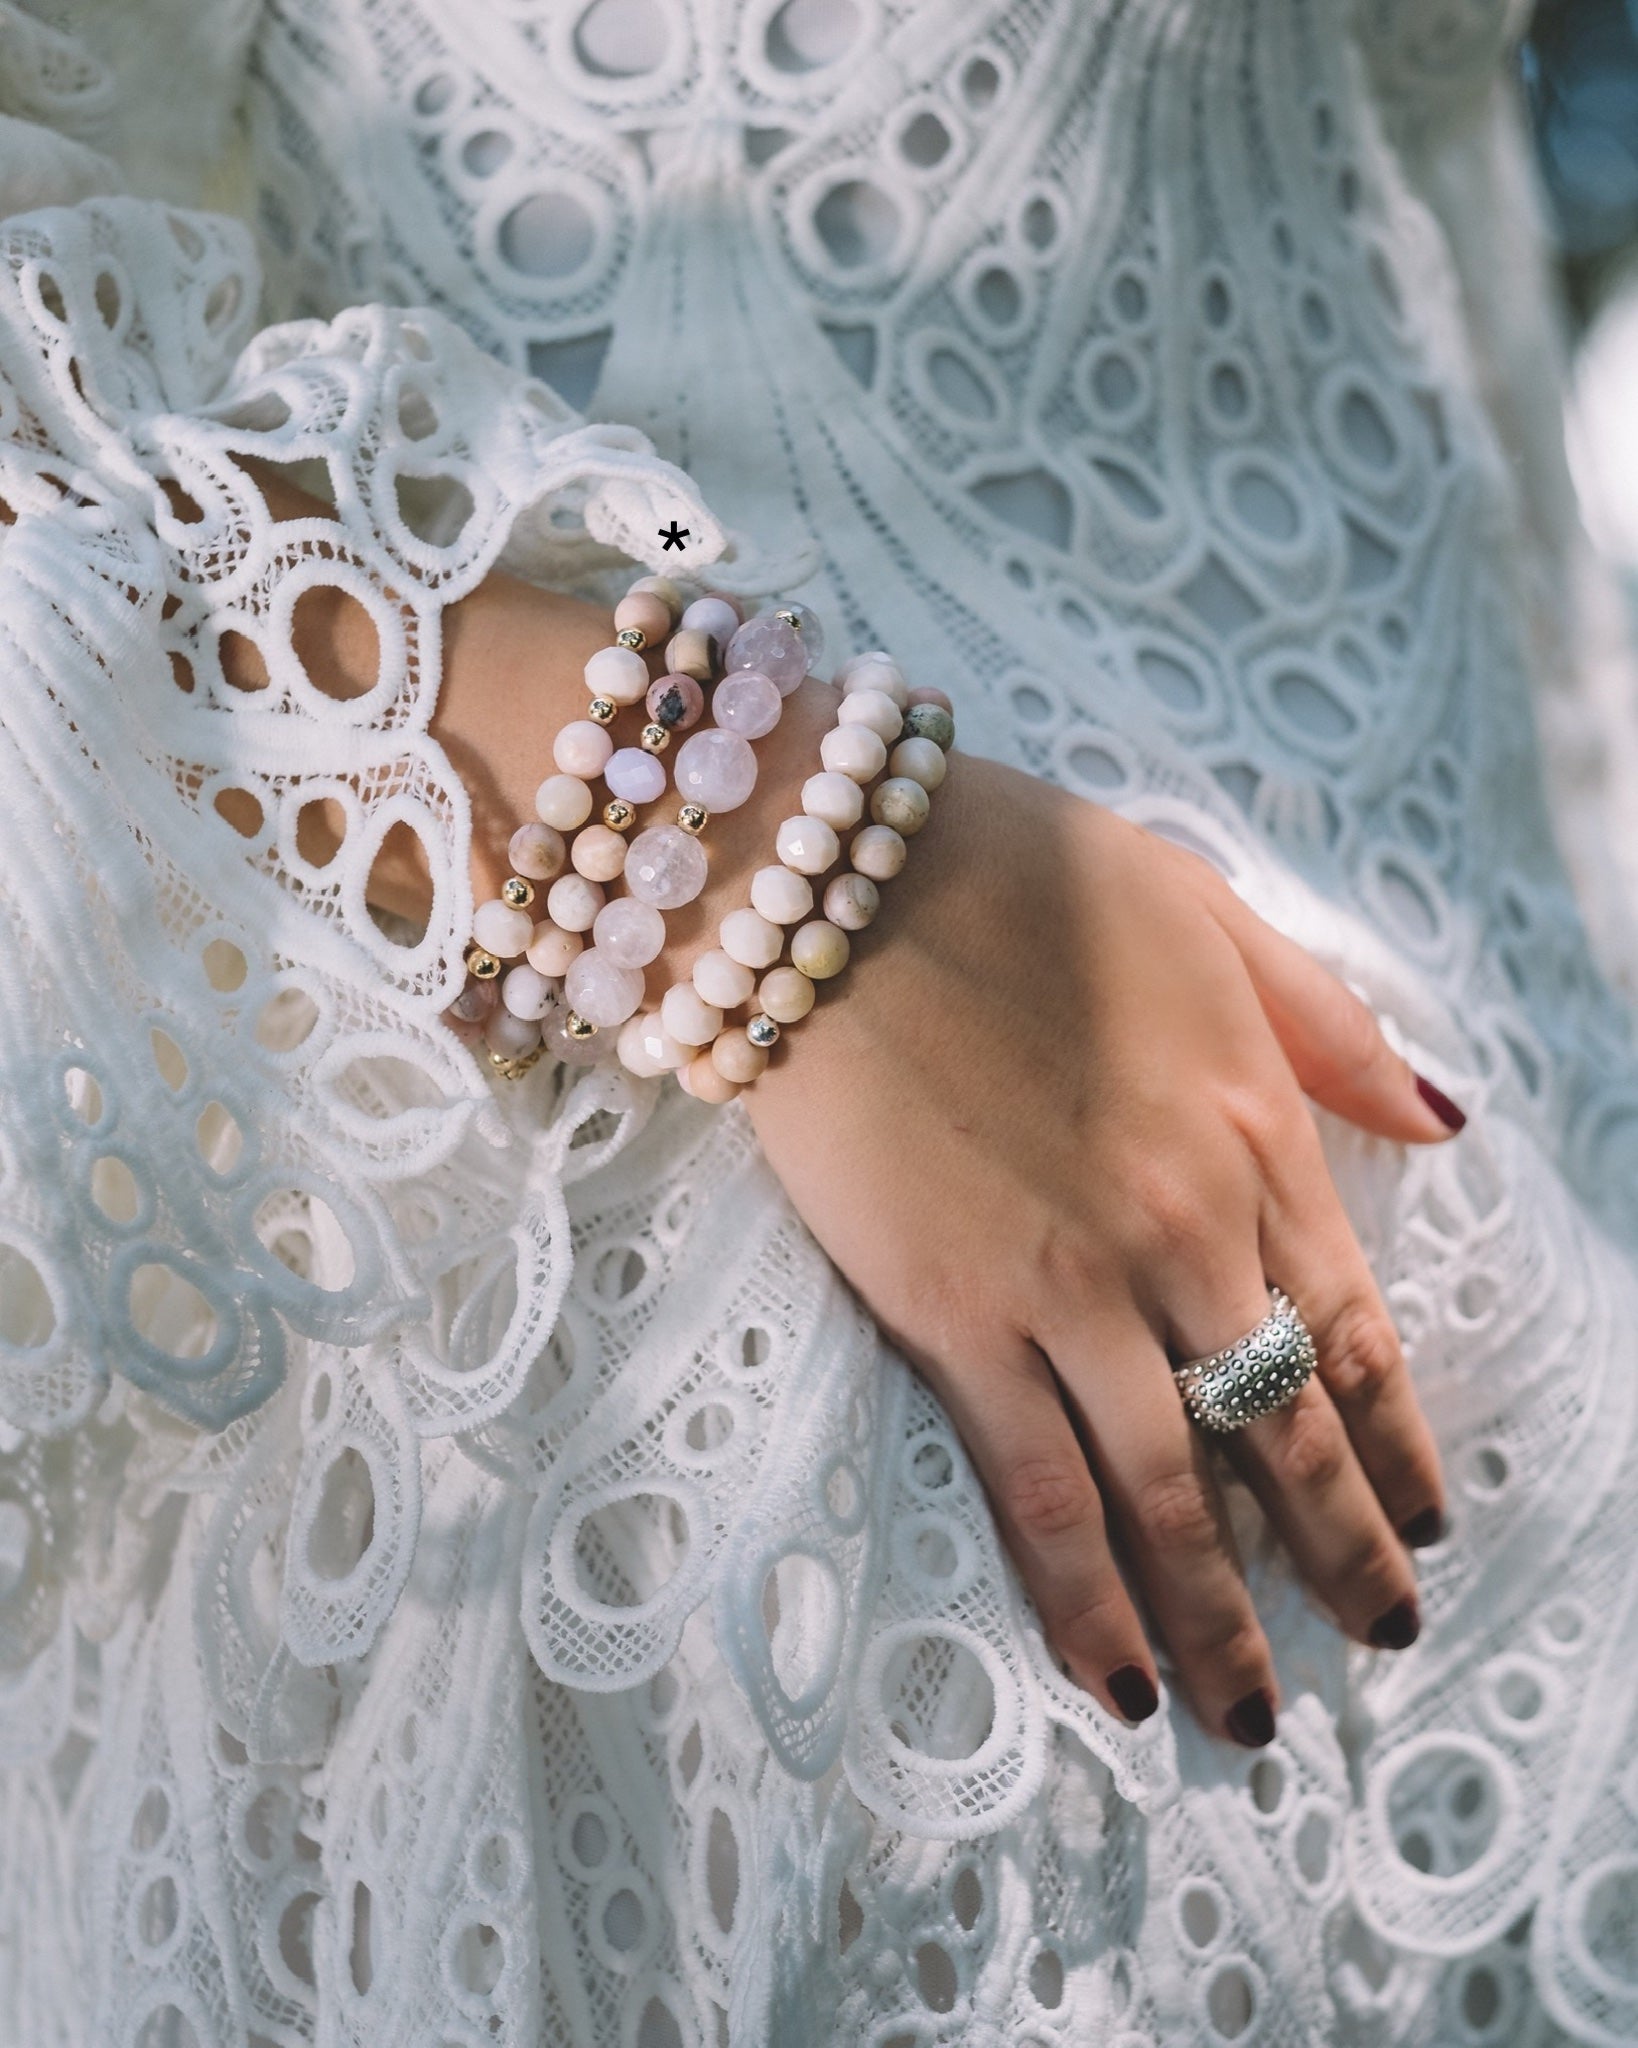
[916,1336,1161,1725]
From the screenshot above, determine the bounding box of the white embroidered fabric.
[2,1,1638,2043]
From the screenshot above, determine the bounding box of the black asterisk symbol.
[658,521,690,551]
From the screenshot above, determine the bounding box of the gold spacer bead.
[501,875,535,910]
[639,721,671,754]
[615,626,647,651]
[489,1046,544,1081]
[677,803,708,835]
[465,946,502,981]
[602,798,636,832]
[774,608,801,630]
[565,1011,598,1040]
[587,695,618,725]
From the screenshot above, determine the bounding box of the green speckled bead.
[900,704,955,751]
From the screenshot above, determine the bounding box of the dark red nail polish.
[1368,1598,1421,1650]
[1108,1664,1159,1722]
[1414,1074,1466,1133]
[1225,1689,1276,1747]
[1399,1506,1446,1549]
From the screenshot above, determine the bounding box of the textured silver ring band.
[1173,1287,1318,1433]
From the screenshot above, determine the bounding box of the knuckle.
[1184,1609,1268,1675]
[1323,1302,1403,1406]
[1128,1168,1215,1263]
[1338,1534,1408,1608]
[1313,988,1388,1092]
[1045,1581,1129,1655]
[1133,1468,1221,1557]
[999,1453,1100,1544]
[1268,1393,1349,1494]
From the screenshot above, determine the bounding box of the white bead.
[501,963,557,1020]
[618,1011,690,1075]
[570,823,628,882]
[757,965,815,1023]
[565,949,646,1028]
[509,822,567,880]
[472,898,534,958]
[871,776,931,836]
[800,769,864,831]
[660,983,723,1047]
[775,814,841,875]
[837,688,904,744]
[791,919,850,980]
[485,1008,541,1058]
[583,643,650,706]
[592,896,667,968]
[838,652,909,708]
[820,723,888,783]
[553,720,615,778]
[536,774,594,831]
[527,920,583,976]
[719,906,784,969]
[888,736,948,790]
[850,824,907,881]
[546,873,605,931]
[692,948,756,1009]
[824,872,880,930]
[749,864,813,925]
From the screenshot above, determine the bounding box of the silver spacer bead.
[746,1014,781,1049]
[615,626,647,651]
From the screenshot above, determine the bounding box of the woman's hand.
[744,743,1457,1746]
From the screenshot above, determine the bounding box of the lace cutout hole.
[243,1786,292,1863]
[150,1028,189,1091]
[917,1940,957,2011]
[1206,1959,1259,2040]
[813,178,901,271]
[766,0,861,73]
[128,1260,221,1362]
[898,110,952,169]
[452,1921,503,1995]
[214,786,265,840]
[131,1784,171,1855]
[307,1447,376,1582]
[1179,1883,1222,1948]
[838,1878,864,1952]
[392,471,475,549]
[500,191,597,279]
[959,54,1003,110]
[62,1064,105,1127]
[573,1491,690,1611]
[1249,1752,1287,1817]
[882,1631,996,1762]
[637,1997,686,2048]
[134,2008,200,2048]
[706,1808,738,1933]
[90,1155,142,1225]
[1029,1946,1064,2008]
[952,1866,982,1930]
[1577,1861,1638,1985]
[278,1891,320,1985]
[574,0,669,76]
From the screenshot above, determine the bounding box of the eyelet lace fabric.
[3,1,1638,2043]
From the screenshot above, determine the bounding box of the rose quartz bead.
[820,723,888,783]
[665,628,714,681]
[711,1027,769,1085]
[791,919,850,980]
[546,873,605,931]
[888,736,948,790]
[501,962,558,1021]
[485,1008,541,1059]
[824,872,880,931]
[678,1052,740,1104]
[473,898,534,959]
[542,1009,603,1066]
[613,591,672,646]
[448,977,497,1024]
[871,776,931,836]
[749,864,813,925]
[583,643,650,706]
[775,814,841,875]
[508,821,566,881]
[625,824,708,909]
[907,685,954,712]
[710,669,782,739]
[646,672,705,731]
[725,614,806,694]
[757,966,816,1024]
[554,720,615,779]
[570,824,628,882]
[775,600,825,673]
[838,652,909,708]
[838,688,904,744]
[851,824,907,881]
[566,949,646,1029]
[617,1011,690,1076]
[800,769,864,831]
[719,906,784,970]
[592,896,666,968]
[528,920,584,976]
[660,983,723,1047]
[679,596,741,651]
[692,948,755,1010]
[605,747,668,805]
[672,728,758,812]
[536,774,594,831]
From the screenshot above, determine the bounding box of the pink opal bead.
[711,669,783,739]
[647,672,705,731]
[484,1008,541,1059]
[888,736,948,790]
[528,920,584,976]
[674,728,758,812]
[692,949,756,1010]
[583,643,650,706]
[605,747,668,805]
[679,596,741,651]
[757,966,816,1023]
[726,613,806,694]
[625,825,708,909]
[679,1052,741,1104]
[775,814,841,875]
[823,872,880,930]
[566,948,646,1029]
[613,591,673,645]
[851,824,907,881]
[592,896,667,968]
[546,873,605,931]
[501,962,557,1021]
[711,1027,769,1084]
[617,1011,690,1076]
[570,824,628,882]
[838,688,904,744]
[661,983,723,1047]
[839,652,909,708]
[627,574,683,619]
[820,723,887,783]
[907,685,954,712]
[508,821,567,881]
[800,770,864,831]
[473,898,534,959]
[750,864,813,924]
[719,906,783,969]
[554,720,615,779]
[536,774,594,831]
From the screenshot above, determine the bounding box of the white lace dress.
[3,2,1637,2043]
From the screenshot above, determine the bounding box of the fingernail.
[1399,1505,1446,1549]
[1107,1664,1159,1723]
[1368,1598,1421,1650]
[1414,1074,1466,1133]
[1225,1689,1276,1748]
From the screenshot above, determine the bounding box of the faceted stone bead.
[625,825,708,909]
[692,948,756,1010]
[749,864,813,925]
[725,613,806,694]
[565,949,646,1029]
[485,1008,542,1059]
[719,906,784,969]
[660,983,723,1046]
[472,898,534,958]
[791,919,850,980]
[647,672,705,731]
[570,824,628,882]
[674,728,758,812]
[592,896,667,968]
[756,965,816,1024]
[536,773,594,831]
[617,1011,691,1076]
[823,872,880,931]
[800,769,864,830]
[679,595,741,652]
[604,747,668,805]
[776,600,825,673]
[509,821,567,880]
[871,776,931,836]
[902,703,956,750]
[546,873,606,931]
[820,723,887,783]
[851,824,907,881]
[711,1027,769,1084]
[612,592,672,646]
[775,814,841,875]
[527,920,584,976]
[583,643,650,705]
[501,963,557,1021]
[838,651,908,708]
[837,688,904,744]
[554,720,615,778]
[888,736,948,790]
[711,669,783,739]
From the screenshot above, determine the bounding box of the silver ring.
[1172,1288,1317,1433]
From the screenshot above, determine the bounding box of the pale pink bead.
[627,574,683,619]
[473,898,534,958]
[757,965,816,1024]
[613,591,672,646]
[820,723,887,783]
[710,669,782,739]
[528,920,584,976]
[839,652,909,708]
[719,906,783,970]
[592,896,666,968]
[661,983,723,1047]
[775,814,841,875]
[679,596,741,651]
[448,977,498,1024]
[711,1027,769,1084]
[851,824,907,881]
[703,588,745,622]
[485,1008,541,1058]
[800,769,864,830]
[679,1051,741,1104]
[508,821,566,881]
[725,614,806,694]
[501,962,557,1020]
[536,774,594,831]
[824,872,880,930]
[571,824,628,882]
[749,864,813,925]
[674,728,758,812]
[838,688,904,744]
[554,720,615,779]
[692,948,756,1010]
[617,1011,689,1076]
[566,948,646,1028]
[647,672,705,731]
[625,824,708,909]
[546,873,605,931]
[871,776,931,836]
[791,919,850,980]
[888,736,948,790]
[604,747,668,805]
[907,685,954,712]
[583,643,650,706]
